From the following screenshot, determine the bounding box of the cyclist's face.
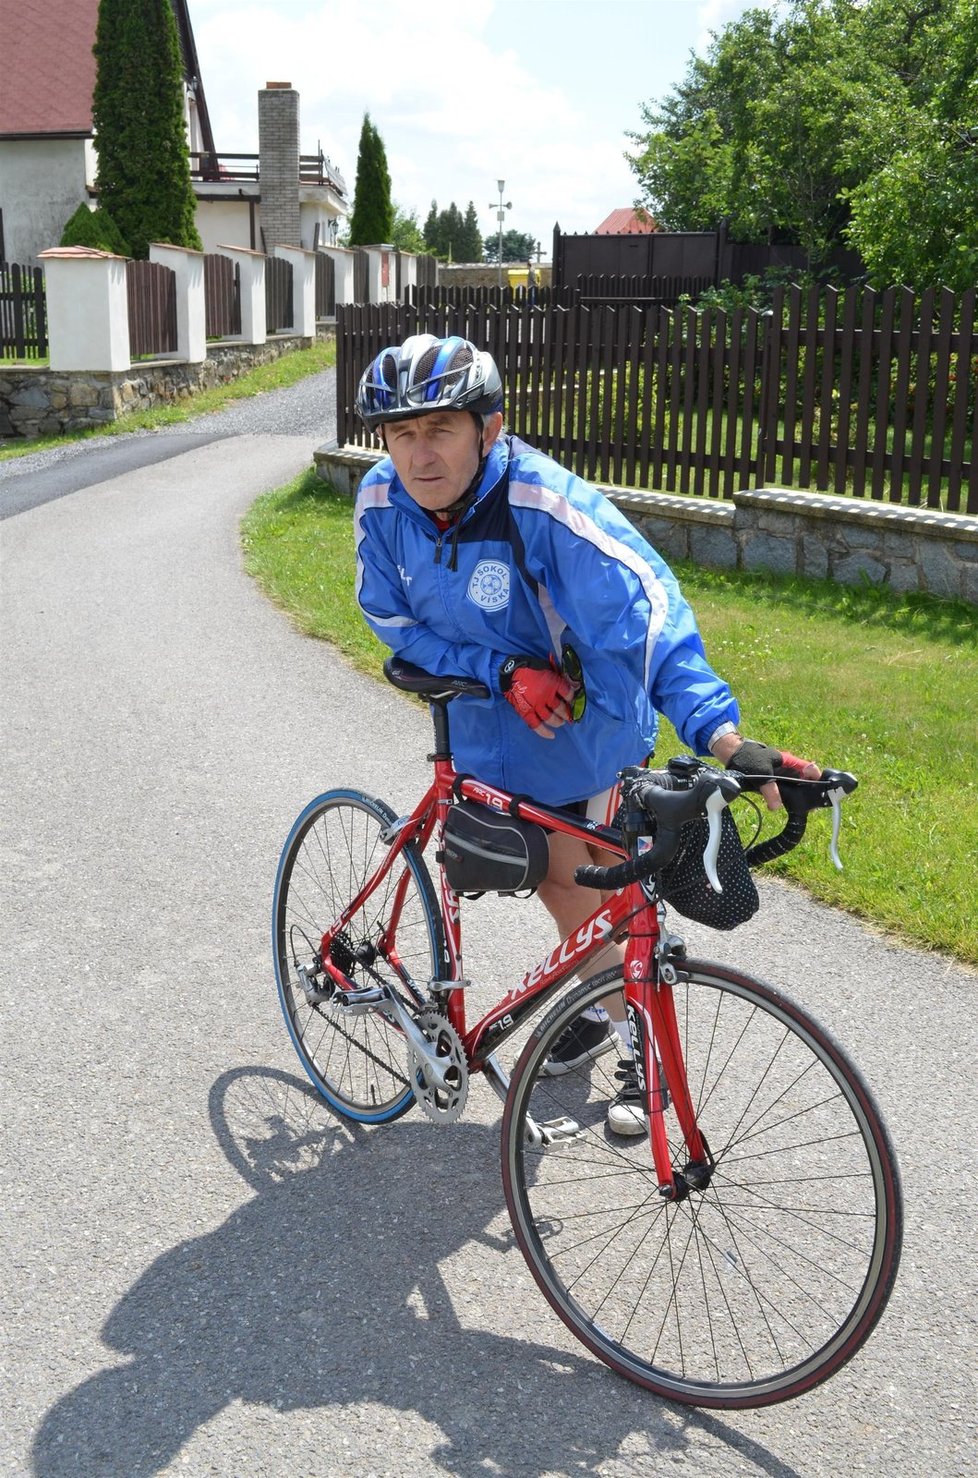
[383,411,502,511]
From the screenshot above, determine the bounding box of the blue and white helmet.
[355,334,503,432]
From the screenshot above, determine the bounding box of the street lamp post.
[490,178,512,291]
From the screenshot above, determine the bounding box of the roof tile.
[0,0,99,137]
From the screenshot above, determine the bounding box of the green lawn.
[242,468,978,968]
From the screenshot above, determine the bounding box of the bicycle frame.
[316,743,709,1197]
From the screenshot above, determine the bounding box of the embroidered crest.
[467,559,510,611]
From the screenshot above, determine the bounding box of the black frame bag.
[441,802,549,897]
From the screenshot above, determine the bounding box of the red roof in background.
[0,0,99,137]
[595,208,656,235]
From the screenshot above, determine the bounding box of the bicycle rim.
[273,790,444,1123]
[501,966,902,1408]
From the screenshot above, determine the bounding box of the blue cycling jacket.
[354,435,739,806]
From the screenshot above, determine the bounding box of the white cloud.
[188,0,709,250]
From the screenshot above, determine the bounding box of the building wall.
[195,198,256,253]
[0,138,91,263]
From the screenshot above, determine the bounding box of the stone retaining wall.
[314,442,978,607]
[0,333,322,438]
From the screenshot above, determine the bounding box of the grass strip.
[0,338,336,462]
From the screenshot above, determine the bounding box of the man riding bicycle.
[353,333,817,1134]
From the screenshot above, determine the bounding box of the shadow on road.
[32,1067,802,1477]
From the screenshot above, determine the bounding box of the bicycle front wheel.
[273,790,445,1124]
[501,965,902,1409]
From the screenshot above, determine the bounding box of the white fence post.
[149,243,206,362]
[37,247,131,371]
[216,244,267,344]
[320,245,355,305]
[272,245,316,336]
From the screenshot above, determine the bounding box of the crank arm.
[375,988,457,1091]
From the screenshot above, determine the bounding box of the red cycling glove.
[500,655,575,732]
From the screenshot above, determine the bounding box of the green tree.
[423,199,440,253]
[60,202,130,256]
[458,202,483,262]
[627,0,978,285]
[348,113,394,245]
[92,0,201,259]
[421,200,482,261]
[484,229,537,264]
[842,0,978,289]
[390,204,425,254]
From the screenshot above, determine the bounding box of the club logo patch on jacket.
[467,559,510,611]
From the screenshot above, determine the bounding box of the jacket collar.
[384,437,510,529]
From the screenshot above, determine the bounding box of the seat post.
[429,700,453,761]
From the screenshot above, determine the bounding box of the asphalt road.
[1,378,976,1477]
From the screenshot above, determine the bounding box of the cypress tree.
[92,0,202,259]
[459,202,483,262]
[423,199,440,254]
[348,114,394,245]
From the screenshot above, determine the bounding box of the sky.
[189,0,778,256]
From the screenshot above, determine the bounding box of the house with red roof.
[0,0,346,265]
[595,208,657,235]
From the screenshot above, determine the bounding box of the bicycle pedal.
[336,985,386,1011]
[534,1115,583,1147]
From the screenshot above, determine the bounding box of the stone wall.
[314,442,978,607]
[0,333,320,438]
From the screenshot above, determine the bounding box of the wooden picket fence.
[336,284,978,513]
[1,263,48,358]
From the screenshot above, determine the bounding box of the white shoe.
[606,1060,647,1137]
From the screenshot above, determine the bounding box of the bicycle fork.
[624,921,714,1200]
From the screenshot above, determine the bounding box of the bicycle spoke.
[503,965,902,1408]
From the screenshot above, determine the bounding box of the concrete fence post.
[320,246,355,305]
[216,244,267,345]
[149,243,206,362]
[272,244,316,336]
[37,247,131,371]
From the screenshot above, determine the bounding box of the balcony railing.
[190,151,346,196]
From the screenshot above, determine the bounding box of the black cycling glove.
[723,739,784,779]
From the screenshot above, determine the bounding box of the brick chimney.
[258,81,300,248]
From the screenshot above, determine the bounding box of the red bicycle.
[272,657,902,1409]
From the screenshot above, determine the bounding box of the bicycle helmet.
[355,334,503,432]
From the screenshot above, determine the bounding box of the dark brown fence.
[0,263,48,358]
[265,256,294,333]
[315,252,335,318]
[569,273,715,306]
[336,286,978,514]
[408,277,709,311]
[552,222,865,291]
[127,260,177,358]
[203,254,241,337]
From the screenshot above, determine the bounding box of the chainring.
[408,1010,468,1124]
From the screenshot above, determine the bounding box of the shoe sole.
[607,1113,647,1137]
[540,1033,617,1077]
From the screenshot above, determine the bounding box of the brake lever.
[777,767,857,871]
[827,784,847,870]
[703,786,729,893]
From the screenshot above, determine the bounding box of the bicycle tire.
[273,789,445,1124]
[501,964,902,1409]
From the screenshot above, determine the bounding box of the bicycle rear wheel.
[273,790,445,1124]
[501,965,902,1409]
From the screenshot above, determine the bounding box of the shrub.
[59,203,130,256]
